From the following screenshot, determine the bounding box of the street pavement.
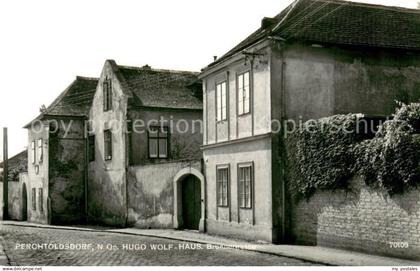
[0,224,315,266]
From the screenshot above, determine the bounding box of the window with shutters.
[216,81,227,121]
[216,166,229,207]
[238,163,253,209]
[237,71,250,115]
[31,141,36,164]
[148,126,169,159]
[37,138,43,163]
[39,188,43,213]
[103,77,112,111]
[32,188,36,210]
[104,130,112,161]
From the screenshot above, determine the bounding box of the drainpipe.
[269,36,288,243]
[84,120,89,223]
[125,114,130,228]
[280,44,287,244]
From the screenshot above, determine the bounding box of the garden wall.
[291,176,420,260]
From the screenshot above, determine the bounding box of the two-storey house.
[199,0,420,243]
[24,76,98,224]
[88,60,204,231]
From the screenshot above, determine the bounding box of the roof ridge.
[117,64,199,75]
[322,0,420,13]
[76,75,99,81]
[0,149,27,167]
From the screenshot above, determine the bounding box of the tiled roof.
[0,150,27,173]
[208,0,420,67]
[44,76,99,116]
[24,76,98,127]
[115,64,202,110]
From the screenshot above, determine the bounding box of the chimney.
[261,17,276,29]
[213,56,218,61]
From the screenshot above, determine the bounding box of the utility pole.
[2,127,8,220]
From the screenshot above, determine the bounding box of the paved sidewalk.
[1,220,420,266]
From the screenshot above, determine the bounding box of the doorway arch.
[173,167,205,232]
[21,183,28,221]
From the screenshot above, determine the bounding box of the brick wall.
[290,176,420,260]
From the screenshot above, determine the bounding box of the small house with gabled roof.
[88,60,204,231]
[24,76,98,225]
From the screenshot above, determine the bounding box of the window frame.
[37,138,43,163]
[31,188,36,210]
[237,71,251,116]
[216,164,230,207]
[147,126,169,159]
[216,81,228,122]
[39,188,44,214]
[103,77,113,112]
[88,135,95,162]
[31,141,36,165]
[104,130,113,161]
[238,162,254,209]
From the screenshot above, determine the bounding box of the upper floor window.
[104,130,112,161]
[238,163,253,209]
[103,77,112,111]
[238,72,250,115]
[148,126,168,159]
[217,166,229,207]
[31,141,36,164]
[37,139,43,163]
[88,135,95,162]
[216,81,227,122]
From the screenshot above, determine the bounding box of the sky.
[0,0,418,161]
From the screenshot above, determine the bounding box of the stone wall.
[290,176,420,260]
[127,160,201,229]
[0,173,28,221]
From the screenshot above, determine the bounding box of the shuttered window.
[39,188,43,213]
[31,141,36,164]
[32,188,36,210]
[103,77,112,111]
[38,139,43,163]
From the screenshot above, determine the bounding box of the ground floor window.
[88,135,95,162]
[238,163,253,209]
[31,188,36,210]
[217,165,229,207]
[39,188,44,213]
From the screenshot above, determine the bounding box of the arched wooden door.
[182,175,201,230]
[21,183,28,221]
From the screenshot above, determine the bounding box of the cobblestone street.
[0,225,315,266]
